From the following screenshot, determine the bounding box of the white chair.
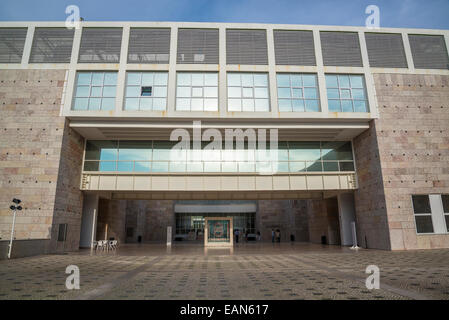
[109,240,117,250]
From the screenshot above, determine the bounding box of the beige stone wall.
[96,199,126,243]
[354,73,449,250]
[307,198,340,245]
[0,69,84,254]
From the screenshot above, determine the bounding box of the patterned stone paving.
[0,243,448,300]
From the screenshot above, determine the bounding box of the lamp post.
[8,198,22,259]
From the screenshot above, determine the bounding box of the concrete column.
[337,193,357,246]
[79,194,99,248]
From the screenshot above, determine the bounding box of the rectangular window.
[227,73,270,112]
[72,72,117,111]
[442,195,449,232]
[326,74,369,112]
[412,195,434,234]
[124,72,168,111]
[176,72,218,111]
[277,73,320,112]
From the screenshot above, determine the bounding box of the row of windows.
[412,194,449,234]
[83,140,355,173]
[1,27,448,70]
[72,72,368,113]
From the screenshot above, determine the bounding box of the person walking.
[271,229,275,243]
[235,229,240,243]
[275,229,280,243]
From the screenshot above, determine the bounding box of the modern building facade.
[0,21,448,258]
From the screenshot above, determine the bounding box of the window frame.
[123,71,168,111]
[276,73,321,112]
[72,71,118,111]
[227,72,271,112]
[325,73,370,113]
[175,72,219,112]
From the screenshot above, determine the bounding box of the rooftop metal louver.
[78,28,122,63]
[226,29,268,65]
[0,28,28,63]
[408,34,449,70]
[365,33,408,68]
[128,28,171,64]
[177,28,219,64]
[273,30,316,66]
[29,28,74,63]
[320,31,363,67]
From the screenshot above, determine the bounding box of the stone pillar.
[337,193,357,246]
[79,194,99,248]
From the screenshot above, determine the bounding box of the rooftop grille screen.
[0,28,28,63]
[226,29,268,65]
[273,30,316,66]
[78,27,122,63]
[408,34,449,69]
[128,28,171,64]
[365,33,408,68]
[177,28,219,64]
[29,28,74,63]
[320,31,363,67]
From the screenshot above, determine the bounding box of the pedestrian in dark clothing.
[271,229,275,243]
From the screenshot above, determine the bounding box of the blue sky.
[0,0,448,29]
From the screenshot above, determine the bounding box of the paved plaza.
[0,243,448,300]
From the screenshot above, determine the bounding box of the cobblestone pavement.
[0,243,448,300]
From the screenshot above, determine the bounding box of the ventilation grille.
[128,28,171,64]
[320,31,362,67]
[177,28,219,64]
[0,28,27,63]
[273,30,316,66]
[78,28,122,63]
[29,28,74,63]
[365,33,407,68]
[226,29,268,65]
[409,34,449,70]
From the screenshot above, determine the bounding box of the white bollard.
[167,226,172,246]
[350,221,360,250]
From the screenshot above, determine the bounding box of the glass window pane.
[77,73,91,85]
[85,141,118,160]
[242,87,254,98]
[204,87,218,98]
[191,73,203,86]
[278,87,291,98]
[153,86,167,98]
[191,98,203,111]
[134,161,151,172]
[176,98,190,110]
[353,100,367,112]
[228,99,241,111]
[442,195,449,213]
[154,73,168,85]
[325,75,338,88]
[126,86,140,97]
[152,98,166,111]
[323,161,339,172]
[289,162,306,172]
[90,86,102,97]
[306,161,323,172]
[254,87,268,98]
[304,87,317,99]
[117,161,134,172]
[205,73,218,86]
[254,74,268,86]
[302,74,316,87]
[103,86,116,97]
[305,99,320,112]
[83,161,99,171]
[204,162,221,172]
[277,74,290,87]
[291,75,302,87]
[177,86,191,98]
[321,141,339,160]
[204,99,218,111]
[222,162,237,172]
[192,87,203,97]
[241,74,253,87]
[328,100,341,112]
[127,73,141,85]
[104,73,117,85]
[292,88,302,98]
[99,161,116,171]
[77,95,95,110]
[101,98,115,111]
[338,75,350,88]
[289,142,321,161]
[341,100,353,112]
[239,162,255,172]
[119,141,152,160]
[242,99,255,112]
[339,162,354,171]
[415,215,434,234]
[228,73,241,86]
[177,73,191,86]
[445,215,449,232]
[275,162,289,173]
[340,89,351,99]
[228,87,241,98]
[75,86,90,97]
[412,195,431,214]
[278,99,292,112]
[292,99,305,112]
[91,73,104,86]
[254,99,269,111]
[170,162,186,172]
[140,98,153,110]
[153,142,176,160]
[327,88,339,99]
[352,88,365,99]
[152,161,169,172]
[350,75,364,88]
[88,98,101,110]
[125,98,139,110]
[141,73,154,86]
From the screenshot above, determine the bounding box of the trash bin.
[321,235,326,245]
